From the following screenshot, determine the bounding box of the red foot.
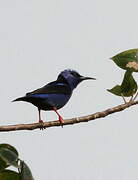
[38,119,45,130]
[39,119,44,123]
[59,116,64,124]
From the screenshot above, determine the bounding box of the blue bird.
[13,69,95,125]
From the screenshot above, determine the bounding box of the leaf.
[121,71,137,96]
[19,160,34,180]
[107,71,137,97]
[0,170,20,180]
[0,144,19,171]
[111,49,138,72]
[107,85,122,96]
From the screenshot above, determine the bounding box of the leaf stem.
[133,91,138,101]
[121,94,127,103]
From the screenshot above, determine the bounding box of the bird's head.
[57,69,96,90]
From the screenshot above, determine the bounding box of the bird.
[13,69,95,126]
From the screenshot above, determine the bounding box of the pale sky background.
[0,0,138,180]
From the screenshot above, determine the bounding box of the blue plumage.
[24,94,71,110]
[13,69,95,125]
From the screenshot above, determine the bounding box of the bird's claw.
[39,120,46,130]
[59,116,64,128]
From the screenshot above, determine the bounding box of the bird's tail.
[12,96,28,102]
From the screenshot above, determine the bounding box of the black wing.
[26,81,72,96]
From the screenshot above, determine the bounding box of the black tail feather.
[12,96,28,102]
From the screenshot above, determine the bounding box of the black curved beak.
[80,76,96,81]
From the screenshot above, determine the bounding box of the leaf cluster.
[108,49,138,102]
[0,144,34,180]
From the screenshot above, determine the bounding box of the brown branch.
[0,101,138,132]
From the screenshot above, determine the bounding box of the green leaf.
[0,170,20,180]
[107,71,137,97]
[0,144,19,171]
[107,85,122,96]
[111,49,138,72]
[19,160,34,180]
[121,71,137,96]
[0,144,18,156]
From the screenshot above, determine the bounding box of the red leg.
[53,107,64,125]
[38,109,44,123]
[38,109,45,130]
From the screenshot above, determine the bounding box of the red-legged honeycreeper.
[13,69,96,126]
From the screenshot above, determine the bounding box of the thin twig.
[0,101,138,132]
[121,94,127,103]
[133,91,138,101]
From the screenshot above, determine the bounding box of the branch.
[0,101,138,132]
